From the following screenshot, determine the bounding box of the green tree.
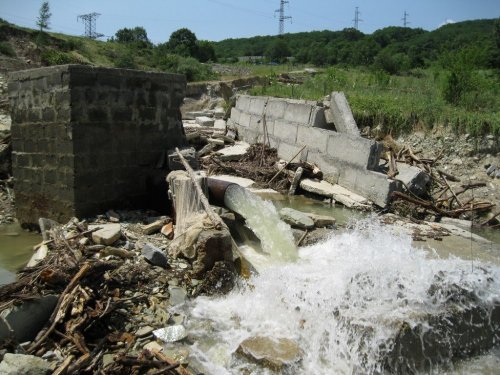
[115,27,149,44]
[196,40,216,62]
[36,1,51,32]
[265,39,291,63]
[167,28,198,57]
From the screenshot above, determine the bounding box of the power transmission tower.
[402,11,410,27]
[353,7,362,30]
[77,12,103,39]
[275,0,292,35]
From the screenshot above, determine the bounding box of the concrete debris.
[168,147,199,171]
[329,91,360,135]
[195,116,215,127]
[90,223,121,245]
[279,207,315,229]
[395,162,432,197]
[305,213,336,228]
[215,141,250,161]
[300,178,370,208]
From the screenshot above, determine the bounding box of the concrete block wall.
[9,65,187,225]
[228,94,400,207]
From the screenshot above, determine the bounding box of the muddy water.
[0,223,40,285]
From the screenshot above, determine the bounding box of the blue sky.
[1,0,498,43]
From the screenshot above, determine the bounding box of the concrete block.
[309,106,328,129]
[91,223,122,245]
[277,141,308,163]
[306,151,340,182]
[329,91,360,135]
[214,119,227,130]
[249,115,262,130]
[235,95,252,112]
[297,126,329,153]
[265,98,287,120]
[195,116,215,127]
[273,120,298,143]
[396,162,431,197]
[327,132,382,170]
[216,141,250,161]
[239,111,251,127]
[284,102,312,124]
[248,96,268,115]
[300,178,370,208]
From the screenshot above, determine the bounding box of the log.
[269,145,306,185]
[175,148,223,230]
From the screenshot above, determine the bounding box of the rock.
[211,174,255,188]
[486,165,496,176]
[207,138,225,146]
[0,295,58,343]
[153,325,187,343]
[135,326,154,337]
[236,336,302,371]
[102,354,115,367]
[168,286,187,306]
[451,158,463,166]
[214,119,227,130]
[90,224,121,245]
[439,217,472,231]
[161,222,174,239]
[300,178,370,209]
[195,116,215,127]
[26,244,49,268]
[191,227,233,277]
[305,213,336,228]
[141,243,169,268]
[279,207,315,229]
[143,219,167,235]
[215,141,250,161]
[0,353,51,375]
[192,261,235,296]
[106,210,121,222]
[144,341,164,352]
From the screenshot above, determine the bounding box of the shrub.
[40,49,77,65]
[0,41,15,57]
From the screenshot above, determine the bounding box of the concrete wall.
[228,94,400,207]
[9,65,187,225]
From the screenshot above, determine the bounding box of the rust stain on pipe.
[207,178,236,207]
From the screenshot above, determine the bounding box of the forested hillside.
[214,19,499,71]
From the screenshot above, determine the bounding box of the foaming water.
[186,219,500,374]
[224,184,297,261]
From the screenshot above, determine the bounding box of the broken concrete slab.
[90,223,121,245]
[329,91,360,135]
[396,162,431,197]
[195,116,215,127]
[439,217,472,231]
[215,141,250,161]
[211,175,255,188]
[185,110,213,120]
[300,179,370,208]
[305,213,336,228]
[279,207,315,229]
[214,119,227,130]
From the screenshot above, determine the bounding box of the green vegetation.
[251,66,499,136]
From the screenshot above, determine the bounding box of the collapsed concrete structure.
[228,93,401,207]
[8,65,187,225]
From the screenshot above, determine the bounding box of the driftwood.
[175,147,223,230]
[268,145,306,185]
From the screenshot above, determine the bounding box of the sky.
[0,0,498,43]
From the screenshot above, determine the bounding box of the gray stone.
[214,119,227,130]
[486,165,496,176]
[135,325,154,337]
[305,213,336,228]
[0,353,51,375]
[168,147,199,171]
[91,224,121,245]
[215,141,250,161]
[143,219,168,235]
[236,336,302,371]
[142,243,168,268]
[102,354,115,367]
[144,341,164,352]
[0,295,58,343]
[195,116,215,127]
[185,110,212,120]
[329,91,360,135]
[153,325,187,343]
[279,207,315,229]
[168,286,187,306]
[439,217,472,231]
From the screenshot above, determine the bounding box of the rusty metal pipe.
[207,178,237,207]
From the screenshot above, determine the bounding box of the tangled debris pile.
[0,211,236,374]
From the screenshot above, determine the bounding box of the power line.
[275,0,292,35]
[353,6,362,30]
[402,11,410,27]
[77,12,103,39]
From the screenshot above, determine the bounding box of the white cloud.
[438,19,456,28]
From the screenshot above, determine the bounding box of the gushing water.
[223,184,297,261]
[186,219,500,374]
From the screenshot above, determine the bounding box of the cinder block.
[284,102,312,124]
[329,92,360,135]
[310,106,328,129]
[248,96,268,115]
[239,111,251,127]
[273,120,297,143]
[265,98,287,120]
[230,107,242,124]
[297,126,329,152]
[235,95,252,112]
[326,132,382,170]
[277,141,308,162]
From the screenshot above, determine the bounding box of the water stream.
[184,219,500,374]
